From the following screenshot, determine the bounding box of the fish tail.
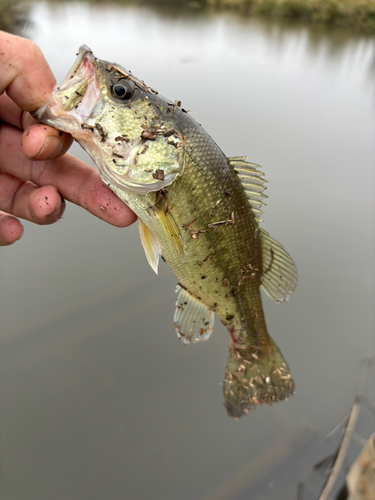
[223,338,294,418]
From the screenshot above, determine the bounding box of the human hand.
[0,31,136,245]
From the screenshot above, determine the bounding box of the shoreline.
[207,0,375,32]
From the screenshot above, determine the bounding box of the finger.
[0,91,23,128]
[0,171,65,224]
[22,124,73,160]
[0,32,55,112]
[0,93,73,160]
[0,124,136,227]
[0,211,23,245]
[22,111,37,130]
[0,93,40,131]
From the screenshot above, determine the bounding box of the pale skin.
[0,31,136,245]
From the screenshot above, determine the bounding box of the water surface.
[1,3,374,499]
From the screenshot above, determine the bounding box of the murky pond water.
[1,2,374,499]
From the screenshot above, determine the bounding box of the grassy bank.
[207,0,375,32]
[0,0,29,34]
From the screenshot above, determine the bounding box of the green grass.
[207,0,375,32]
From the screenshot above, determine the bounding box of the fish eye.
[111,79,134,100]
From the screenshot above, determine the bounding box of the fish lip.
[61,45,95,87]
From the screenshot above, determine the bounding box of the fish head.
[34,46,185,194]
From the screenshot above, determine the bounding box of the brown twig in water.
[317,358,373,500]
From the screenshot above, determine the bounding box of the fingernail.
[48,198,66,220]
[35,135,64,160]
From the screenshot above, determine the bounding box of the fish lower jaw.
[33,96,100,139]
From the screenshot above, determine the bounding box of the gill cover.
[105,130,185,195]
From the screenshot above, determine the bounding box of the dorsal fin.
[138,219,161,274]
[259,228,297,303]
[229,157,268,224]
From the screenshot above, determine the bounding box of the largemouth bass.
[34,46,297,418]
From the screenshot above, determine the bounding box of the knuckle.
[29,159,47,185]
[23,39,42,61]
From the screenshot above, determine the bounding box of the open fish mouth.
[33,45,101,137]
[61,45,95,87]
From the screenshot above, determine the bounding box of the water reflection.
[1,2,374,500]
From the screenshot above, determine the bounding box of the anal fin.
[173,285,214,344]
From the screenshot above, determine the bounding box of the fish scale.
[34,46,297,418]
[167,117,264,336]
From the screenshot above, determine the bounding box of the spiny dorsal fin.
[259,228,297,303]
[155,207,185,261]
[173,285,215,344]
[229,156,268,224]
[138,219,161,274]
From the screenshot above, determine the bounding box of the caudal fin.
[223,339,294,418]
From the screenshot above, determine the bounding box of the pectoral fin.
[138,219,161,274]
[260,228,297,302]
[173,285,214,344]
[155,207,185,261]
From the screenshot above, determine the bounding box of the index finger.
[0,31,55,112]
[0,124,137,228]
